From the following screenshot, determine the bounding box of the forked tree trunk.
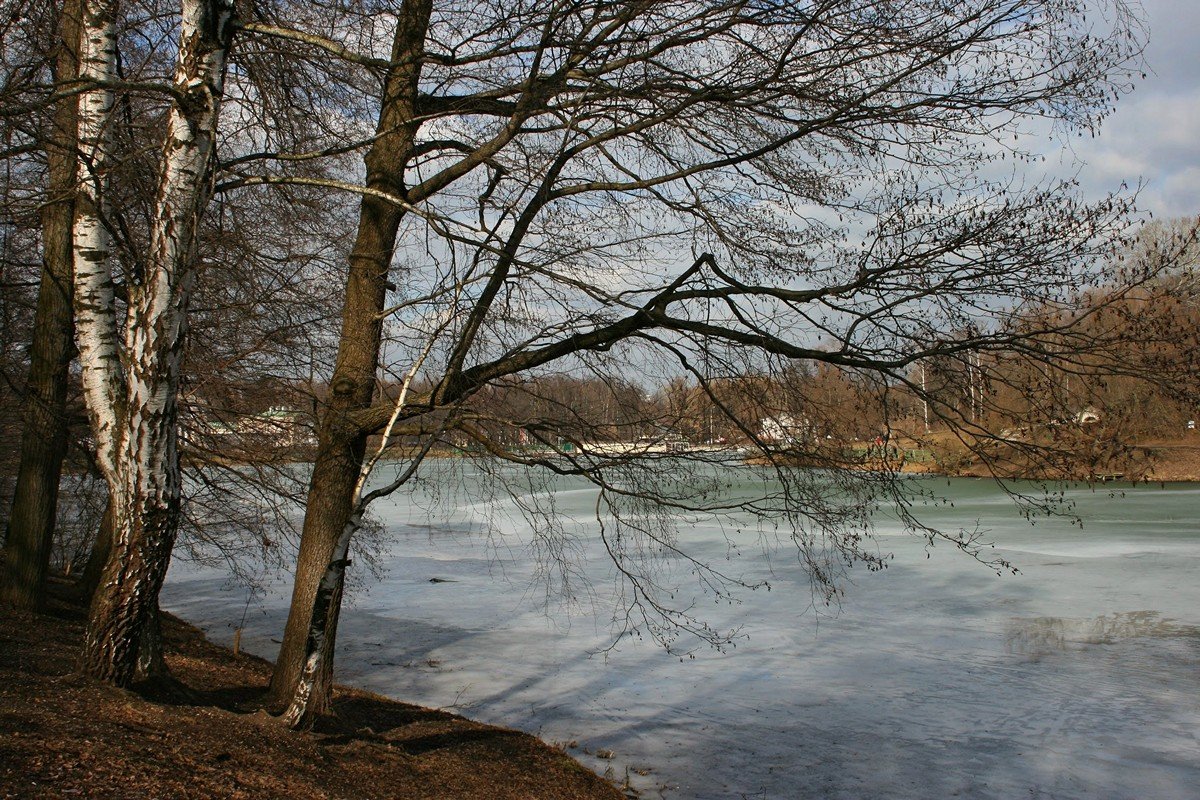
[282,342,433,727]
[267,0,433,714]
[77,0,236,686]
[1,0,81,611]
[268,434,363,713]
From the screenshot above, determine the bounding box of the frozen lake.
[163,467,1200,799]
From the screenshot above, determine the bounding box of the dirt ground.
[1136,440,1200,481]
[943,438,1200,483]
[873,428,1200,483]
[0,590,625,800]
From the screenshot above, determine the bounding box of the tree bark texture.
[135,588,166,680]
[74,499,112,602]
[83,501,177,681]
[281,514,357,728]
[268,0,432,712]
[71,0,122,483]
[1,0,82,611]
[79,0,236,685]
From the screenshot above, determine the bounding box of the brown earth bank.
[748,434,1200,483]
[0,588,625,800]
[1138,442,1200,481]
[930,437,1200,483]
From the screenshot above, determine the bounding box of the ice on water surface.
[163,470,1200,799]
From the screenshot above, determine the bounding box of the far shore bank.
[746,437,1200,484]
[185,435,1200,484]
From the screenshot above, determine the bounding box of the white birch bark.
[81,0,238,685]
[71,0,124,484]
[122,0,235,509]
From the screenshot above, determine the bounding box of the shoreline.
[0,589,625,800]
[746,439,1200,484]
[184,435,1200,484]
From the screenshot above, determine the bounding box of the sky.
[1069,0,1200,218]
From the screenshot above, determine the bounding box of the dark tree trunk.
[1,0,81,611]
[282,529,351,728]
[135,592,166,680]
[268,437,363,711]
[83,499,178,684]
[268,0,432,712]
[74,499,113,603]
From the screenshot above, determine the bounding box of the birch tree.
[72,0,237,684]
[220,0,1152,719]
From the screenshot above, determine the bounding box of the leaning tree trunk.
[283,344,436,728]
[78,0,236,686]
[267,0,432,713]
[281,513,357,728]
[1,0,82,611]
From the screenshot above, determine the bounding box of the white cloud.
[1066,0,1200,218]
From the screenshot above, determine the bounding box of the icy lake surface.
[163,468,1200,799]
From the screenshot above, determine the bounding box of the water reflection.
[1005,611,1198,657]
[165,476,1200,800]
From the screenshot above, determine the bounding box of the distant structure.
[758,414,810,445]
[185,405,315,450]
[239,406,314,447]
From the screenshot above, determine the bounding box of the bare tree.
[0,0,1176,732]
[72,0,237,685]
[0,0,359,686]
[0,0,80,609]
[208,0,1157,724]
